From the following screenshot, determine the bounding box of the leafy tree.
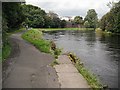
[47,11,61,28]
[111,1,120,33]
[2,13,8,46]
[74,16,83,28]
[99,1,120,33]
[22,4,46,28]
[2,2,25,32]
[84,21,90,28]
[44,15,53,28]
[60,20,67,28]
[84,9,98,28]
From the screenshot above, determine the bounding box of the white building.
[60,16,75,21]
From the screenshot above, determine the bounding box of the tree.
[22,4,46,28]
[2,2,25,32]
[99,1,120,33]
[60,20,67,28]
[44,15,53,28]
[84,21,90,28]
[2,13,8,46]
[111,1,120,33]
[74,16,84,28]
[84,9,98,28]
[47,11,61,28]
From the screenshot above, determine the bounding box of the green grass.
[0,50,2,63]
[22,29,51,53]
[54,48,62,59]
[38,28,94,31]
[68,53,103,89]
[2,42,11,62]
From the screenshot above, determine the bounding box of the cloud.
[25,0,117,19]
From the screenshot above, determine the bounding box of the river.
[43,30,119,88]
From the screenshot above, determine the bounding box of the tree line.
[2,1,120,46]
[22,4,99,29]
[99,1,120,33]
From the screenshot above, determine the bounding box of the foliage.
[2,13,8,46]
[84,9,98,29]
[47,11,61,28]
[2,2,25,61]
[50,59,59,67]
[84,21,90,28]
[2,2,25,31]
[54,48,62,59]
[22,4,46,28]
[2,42,11,62]
[74,16,84,27]
[99,1,120,33]
[22,5,64,28]
[22,29,51,53]
[60,20,67,28]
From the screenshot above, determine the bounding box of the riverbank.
[22,29,105,89]
[95,28,120,36]
[43,29,119,88]
[68,53,102,89]
[32,28,94,31]
[22,29,51,53]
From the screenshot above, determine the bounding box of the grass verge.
[22,29,62,67]
[2,42,11,62]
[37,28,94,31]
[22,29,51,53]
[68,52,103,89]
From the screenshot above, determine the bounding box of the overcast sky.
[25,0,118,19]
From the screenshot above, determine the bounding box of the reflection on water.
[43,30,119,88]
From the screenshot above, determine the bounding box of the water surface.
[43,30,119,88]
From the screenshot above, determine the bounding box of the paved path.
[54,55,90,88]
[2,33,60,88]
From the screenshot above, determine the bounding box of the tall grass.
[22,29,50,53]
[2,42,11,62]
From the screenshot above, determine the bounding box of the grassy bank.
[22,29,51,53]
[95,28,120,36]
[2,28,26,62]
[2,42,11,62]
[68,53,103,89]
[36,28,94,31]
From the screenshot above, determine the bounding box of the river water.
[43,30,119,88]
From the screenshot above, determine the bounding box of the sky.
[25,0,118,19]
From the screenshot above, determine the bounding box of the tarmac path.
[2,32,90,89]
[2,33,60,88]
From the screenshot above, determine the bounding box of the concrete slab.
[54,55,90,88]
[54,64,78,73]
[57,73,90,88]
[58,55,72,64]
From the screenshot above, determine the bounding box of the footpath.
[55,55,90,88]
[2,33,60,88]
[2,32,90,88]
